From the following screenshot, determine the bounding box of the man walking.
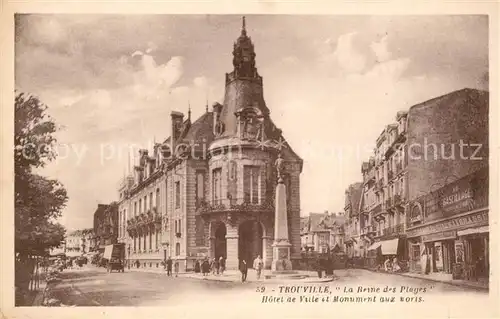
[219,256,225,275]
[239,259,248,283]
[166,257,173,276]
[174,261,179,277]
[253,255,264,280]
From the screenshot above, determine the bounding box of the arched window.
[175,243,180,256]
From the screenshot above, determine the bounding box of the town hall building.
[117,17,303,271]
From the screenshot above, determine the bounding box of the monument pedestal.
[271,241,293,272]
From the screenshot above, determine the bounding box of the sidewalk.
[127,267,335,283]
[365,268,489,291]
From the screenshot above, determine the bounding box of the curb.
[177,274,336,284]
[362,268,489,292]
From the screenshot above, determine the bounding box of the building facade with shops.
[405,88,489,281]
[363,111,409,267]
[117,18,303,271]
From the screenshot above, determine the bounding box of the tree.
[15,92,68,256]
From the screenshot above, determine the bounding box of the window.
[144,196,147,211]
[175,181,181,209]
[139,199,142,214]
[175,243,180,256]
[156,188,160,211]
[212,168,222,204]
[149,192,153,211]
[134,202,137,216]
[196,171,205,204]
[243,166,260,204]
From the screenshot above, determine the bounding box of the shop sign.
[424,170,488,222]
[422,230,457,242]
[406,210,488,238]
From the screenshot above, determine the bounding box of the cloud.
[193,76,208,88]
[370,35,392,63]
[330,32,367,74]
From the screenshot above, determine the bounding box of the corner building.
[405,89,489,281]
[118,18,303,270]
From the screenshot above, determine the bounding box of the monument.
[271,152,294,272]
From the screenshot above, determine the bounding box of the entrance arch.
[238,220,264,264]
[213,222,227,259]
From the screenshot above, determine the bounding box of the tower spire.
[242,16,246,36]
[188,101,191,121]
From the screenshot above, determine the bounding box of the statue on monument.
[274,152,285,183]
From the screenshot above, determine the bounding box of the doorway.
[214,222,227,260]
[238,220,263,264]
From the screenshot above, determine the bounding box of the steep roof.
[301,212,346,234]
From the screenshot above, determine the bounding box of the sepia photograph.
[1,5,499,319]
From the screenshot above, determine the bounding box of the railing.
[196,198,274,214]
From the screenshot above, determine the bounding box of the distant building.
[64,228,94,257]
[300,211,346,253]
[344,183,363,258]
[93,203,119,252]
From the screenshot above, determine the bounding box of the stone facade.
[93,203,118,252]
[116,17,303,270]
[300,212,346,253]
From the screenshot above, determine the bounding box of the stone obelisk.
[271,152,293,272]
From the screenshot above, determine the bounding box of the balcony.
[196,198,274,215]
[387,170,394,181]
[364,170,376,184]
[393,194,404,208]
[385,198,393,211]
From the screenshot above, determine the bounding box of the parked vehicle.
[103,244,125,273]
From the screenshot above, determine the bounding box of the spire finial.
[205,90,209,112]
[242,16,246,36]
[188,101,191,121]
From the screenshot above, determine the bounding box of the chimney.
[170,111,184,157]
[212,102,223,135]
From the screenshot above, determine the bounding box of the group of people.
[239,255,264,282]
[383,256,402,272]
[161,257,180,276]
[195,256,226,276]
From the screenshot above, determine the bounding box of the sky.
[15,14,489,231]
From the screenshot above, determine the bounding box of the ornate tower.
[216,16,270,139]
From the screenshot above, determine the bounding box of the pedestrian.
[239,259,248,283]
[213,257,220,275]
[166,257,173,276]
[316,256,323,278]
[135,259,140,268]
[202,258,210,276]
[384,257,392,272]
[174,261,179,277]
[218,256,225,275]
[194,260,201,273]
[253,255,264,280]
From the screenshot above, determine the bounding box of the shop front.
[407,209,488,280]
[406,168,489,282]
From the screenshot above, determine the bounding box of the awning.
[457,226,489,236]
[381,238,399,255]
[367,242,382,251]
